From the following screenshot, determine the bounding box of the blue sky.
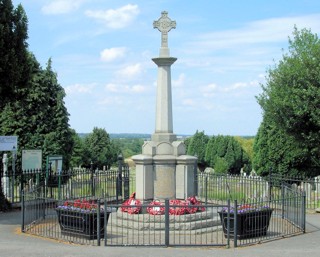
[13,0,320,136]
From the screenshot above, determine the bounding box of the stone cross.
[153,11,176,48]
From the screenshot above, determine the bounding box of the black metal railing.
[196,173,319,210]
[21,190,305,247]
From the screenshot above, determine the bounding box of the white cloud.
[85,4,140,29]
[117,63,142,78]
[98,96,122,106]
[100,47,127,62]
[224,80,259,92]
[182,99,196,106]
[42,0,84,15]
[104,83,146,94]
[200,80,260,98]
[65,83,95,94]
[201,83,218,97]
[105,83,118,92]
[131,85,145,93]
[173,73,186,87]
[190,14,320,52]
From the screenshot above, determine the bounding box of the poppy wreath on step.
[121,192,142,214]
[147,200,165,215]
[169,199,187,215]
[185,196,205,214]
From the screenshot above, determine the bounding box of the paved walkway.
[0,209,319,257]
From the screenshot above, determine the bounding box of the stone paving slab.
[1,210,320,257]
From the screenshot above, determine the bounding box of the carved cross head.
[153,11,176,47]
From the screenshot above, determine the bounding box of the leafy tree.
[256,27,320,177]
[69,130,86,167]
[84,128,119,169]
[234,136,254,162]
[205,135,227,167]
[187,131,209,171]
[40,59,73,169]
[112,138,144,158]
[225,137,244,174]
[0,56,73,170]
[253,120,309,177]
[214,157,229,174]
[183,136,192,151]
[0,0,29,211]
[205,135,249,174]
[0,0,29,108]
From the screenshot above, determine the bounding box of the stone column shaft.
[152,57,177,143]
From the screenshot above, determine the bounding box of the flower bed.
[218,204,273,239]
[56,199,110,240]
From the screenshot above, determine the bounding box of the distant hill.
[110,133,151,139]
[78,133,191,140]
[78,133,151,139]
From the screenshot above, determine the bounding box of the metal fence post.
[234,200,238,248]
[226,199,230,248]
[302,191,306,233]
[281,183,285,219]
[117,154,123,202]
[90,161,94,197]
[58,171,61,200]
[12,148,16,203]
[165,199,170,247]
[104,202,107,246]
[21,172,24,203]
[97,199,101,245]
[268,169,272,202]
[205,176,208,205]
[21,189,25,233]
[123,165,130,200]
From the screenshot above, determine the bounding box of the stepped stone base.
[108,208,222,233]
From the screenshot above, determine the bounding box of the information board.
[48,155,63,175]
[0,136,18,151]
[22,150,42,172]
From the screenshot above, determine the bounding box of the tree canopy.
[0,0,29,107]
[0,0,30,211]
[83,127,120,169]
[187,130,209,170]
[0,0,74,210]
[254,27,320,177]
[185,131,250,174]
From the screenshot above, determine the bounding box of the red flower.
[121,192,141,214]
[147,201,165,215]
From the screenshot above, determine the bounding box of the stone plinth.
[153,155,176,199]
[133,155,154,201]
[132,141,197,201]
[176,155,197,199]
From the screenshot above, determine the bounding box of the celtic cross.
[153,11,176,48]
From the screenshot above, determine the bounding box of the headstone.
[315,176,320,192]
[291,183,298,191]
[1,153,10,197]
[301,182,312,199]
[204,167,214,174]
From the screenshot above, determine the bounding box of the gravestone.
[291,183,298,191]
[300,182,312,200]
[132,11,197,201]
[315,176,320,192]
[1,153,10,197]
